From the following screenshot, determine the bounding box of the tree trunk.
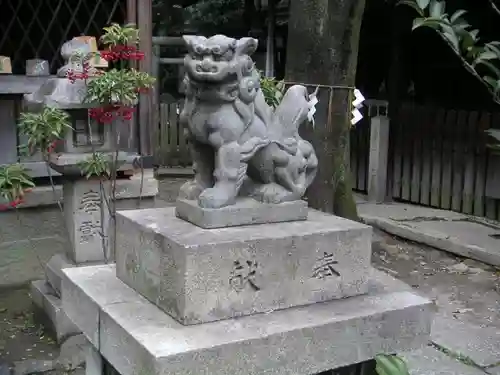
[285,0,366,220]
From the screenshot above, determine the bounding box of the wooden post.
[126,0,139,154]
[127,0,137,24]
[138,0,154,157]
[265,0,276,77]
[152,43,160,165]
[368,115,390,203]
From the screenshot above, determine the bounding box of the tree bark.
[285,0,366,220]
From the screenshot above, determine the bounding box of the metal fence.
[0,0,126,74]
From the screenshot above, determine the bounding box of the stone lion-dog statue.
[178,34,318,209]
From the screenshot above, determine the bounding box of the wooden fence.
[349,101,500,221]
[388,102,499,220]
[153,100,190,167]
[154,98,386,172]
[153,98,500,221]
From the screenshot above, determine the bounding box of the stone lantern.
[23,37,129,269]
[25,38,159,343]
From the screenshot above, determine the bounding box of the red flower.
[119,106,135,120]
[66,69,77,83]
[46,139,62,153]
[111,45,138,53]
[129,51,145,61]
[101,51,119,62]
[104,45,144,61]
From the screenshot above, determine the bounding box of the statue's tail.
[271,85,316,139]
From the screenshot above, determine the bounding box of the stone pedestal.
[30,178,113,342]
[64,178,111,264]
[61,198,433,374]
[116,207,372,324]
[175,198,308,228]
[30,172,159,342]
[62,265,433,375]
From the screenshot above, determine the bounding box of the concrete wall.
[0,174,190,288]
[0,197,164,288]
[0,171,165,287]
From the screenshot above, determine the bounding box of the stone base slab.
[115,207,373,325]
[46,253,76,296]
[62,265,433,375]
[9,169,158,209]
[30,279,80,343]
[175,198,308,228]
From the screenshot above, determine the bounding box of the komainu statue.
[178,34,318,209]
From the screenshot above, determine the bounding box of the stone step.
[61,264,433,375]
[46,253,76,296]
[30,279,80,343]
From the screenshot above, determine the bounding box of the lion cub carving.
[178,34,318,209]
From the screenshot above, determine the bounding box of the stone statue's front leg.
[179,133,214,200]
[198,141,245,209]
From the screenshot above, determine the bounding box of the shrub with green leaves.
[375,354,411,375]
[78,152,111,179]
[18,107,72,156]
[398,0,500,100]
[85,68,156,106]
[0,164,35,205]
[259,72,285,109]
[100,23,139,47]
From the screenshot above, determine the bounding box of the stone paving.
[357,197,500,267]
[372,224,500,375]
[403,347,487,375]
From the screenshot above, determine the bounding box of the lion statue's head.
[183,35,258,84]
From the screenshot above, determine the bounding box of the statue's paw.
[252,183,295,204]
[178,180,205,200]
[198,187,235,209]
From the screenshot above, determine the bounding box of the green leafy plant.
[375,354,411,375]
[259,72,285,108]
[18,107,72,155]
[397,0,500,151]
[398,0,500,100]
[100,23,140,47]
[85,68,155,106]
[0,164,35,205]
[78,152,111,179]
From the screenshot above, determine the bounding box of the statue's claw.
[251,183,295,204]
[179,180,205,200]
[198,185,237,208]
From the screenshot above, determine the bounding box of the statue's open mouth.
[185,58,238,83]
[187,70,238,85]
